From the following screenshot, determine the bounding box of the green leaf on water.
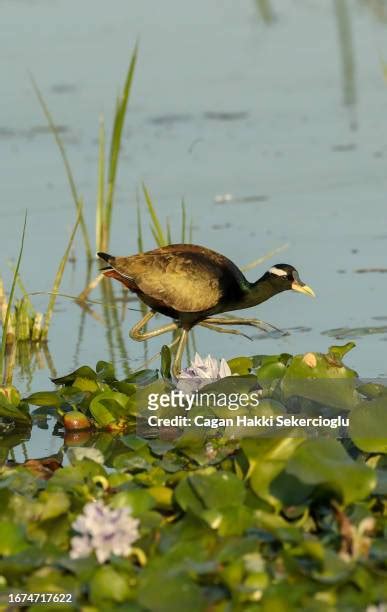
[357,382,387,399]
[286,438,376,505]
[327,342,356,361]
[52,365,97,385]
[0,395,31,425]
[175,468,245,517]
[350,397,387,453]
[89,391,131,427]
[160,345,172,379]
[24,391,61,407]
[138,570,204,612]
[256,360,287,382]
[36,490,70,521]
[280,346,358,410]
[111,488,155,516]
[252,353,292,368]
[242,437,304,509]
[72,376,100,393]
[227,356,253,375]
[96,360,116,383]
[124,369,159,386]
[89,565,131,604]
[0,521,29,555]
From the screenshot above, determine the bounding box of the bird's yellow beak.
[291,281,316,298]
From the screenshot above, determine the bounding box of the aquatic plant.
[0,213,80,384]
[180,352,232,380]
[177,352,232,392]
[70,500,140,564]
[0,342,386,608]
[31,46,138,259]
[0,214,26,383]
[30,78,91,260]
[141,183,190,249]
[96,47,138,253]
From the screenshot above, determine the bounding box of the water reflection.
[361,0,387,22]
[255,0,275,24]
[334,0,357,129]
[3,341,57,394]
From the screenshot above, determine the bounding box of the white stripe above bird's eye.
[269,266,288,277]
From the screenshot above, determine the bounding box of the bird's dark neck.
[238,274,280,309]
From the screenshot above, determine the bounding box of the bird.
[97,244,315,377]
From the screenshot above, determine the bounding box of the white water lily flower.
[176,352,232,392]
[70,500,140,564]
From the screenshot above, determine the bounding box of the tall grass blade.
[30,76,92,259]
[334,0,356,112]
[137,203,144,253]
[142,183,167,247]
[7,264,35,315]
[241,243,289,272]
[0,277,7,325]
[4,342,16,387]
[16,298,31,341]
[166,219,172,245]
[96,114,106,251]
[181,198,186,243]
[150,227,161,246]
[77,273,104,303]
[42,211,81,338]
[255,0,274,24]
[104,45,138,250]
[0,212,27,383]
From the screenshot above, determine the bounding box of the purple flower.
[176,352,232,392]
[70,501,140,564]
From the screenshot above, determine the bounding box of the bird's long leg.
[201,316,285,335]
[129,310,178,341]
[134,334,181,371]
[199,321,252,340]
[172,329,189,378]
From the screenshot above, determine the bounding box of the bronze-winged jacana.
[97,244,315,377]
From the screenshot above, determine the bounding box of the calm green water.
[1,0,387,408]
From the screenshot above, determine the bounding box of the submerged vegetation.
[0,342,386,609]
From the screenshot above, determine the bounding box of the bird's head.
[264,264,316,297]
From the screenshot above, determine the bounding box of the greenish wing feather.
[114,252,223,312]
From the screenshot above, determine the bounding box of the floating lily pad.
[286,438,376,505]
[0,521,29,555]
[280,344,358,410]
[242,437,304,508]
[89,391,133,428]
[350,397,387,453]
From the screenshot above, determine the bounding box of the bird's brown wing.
[112,247,225,312]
